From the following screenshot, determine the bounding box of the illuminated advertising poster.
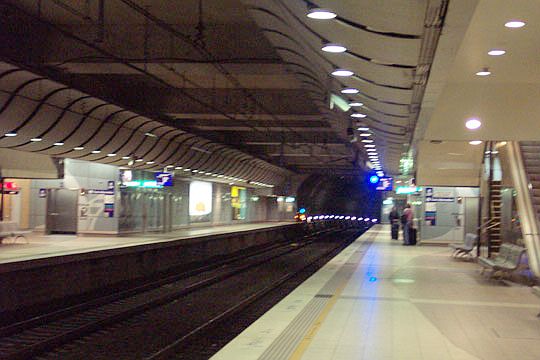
[231,186,247,220]
[189,181,213,222]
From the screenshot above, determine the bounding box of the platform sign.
[376,177,393,191]
[155,172,173,187]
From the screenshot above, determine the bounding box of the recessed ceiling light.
[4,132,17,137]
[107,153,116,157]
[53,142,64,146]
[505,20,525,28]
[341,88,359,94]
[351,113,367,118]
[466,118,482,130]
[476,68,491,76]
[360,133,371,137]
[469,140,482,145]
[357,127,369,131]
[349,102,363,107]
[307,8,337,20]
[30,138,42,142]
[331,69,354,77]
[321,43,347,53]
[488,49,506,56]
[91,150,101,154]
[73,146,84,150]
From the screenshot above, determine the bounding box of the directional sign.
[155,172,173,186]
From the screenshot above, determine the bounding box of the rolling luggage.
[391,222,399,240]
[409,227,417,245]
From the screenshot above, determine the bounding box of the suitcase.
[409,227,417,245]
[391,223,399,240]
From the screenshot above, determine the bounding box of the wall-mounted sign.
[425,187,454,202]
[155,172,173,187]
[39,188,47,198]
[376,177,393,191]
[87,189,115,195]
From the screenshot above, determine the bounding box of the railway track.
[0,227,366,360]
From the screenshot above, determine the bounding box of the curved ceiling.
[242,0,448,174]
[0,62,288,187]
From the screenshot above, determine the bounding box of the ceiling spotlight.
[53,142,64,146]
[321,43,347,53]
[476,67,491,76]
[505,20,525,28]
[73,146,84,151]
[30,138,42,142]
[466,118,482,130]
[341,88,359,94]
[488,49,506,56]
[331,69,354,77]
[4,132,17,137]
[351,113,367,118]
[349,102,363,107]
[469,140,482,145]
[307,8,337,19]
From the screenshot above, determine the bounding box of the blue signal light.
[299,208,306,214]
[369,175,379,184]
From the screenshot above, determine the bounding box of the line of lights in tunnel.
[306,215,377,223]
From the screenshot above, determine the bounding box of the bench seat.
[478,243,526,278]
[0,221,30,244]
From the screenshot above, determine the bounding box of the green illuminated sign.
[396,186,421,194]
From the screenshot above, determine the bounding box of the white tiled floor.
[212,225,540,360]
[0,222,292,265]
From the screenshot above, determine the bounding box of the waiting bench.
[0,221,31,244]
[478,243,526,278]
[449,233,477,259]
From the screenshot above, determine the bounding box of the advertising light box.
[376,177,393,191]
[189,181,213,216]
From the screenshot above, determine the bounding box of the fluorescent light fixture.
[175,166,183,169]
[91,150,101,154]
[469,140,482,145]
[341,88,359,94]
[365,144,376,148]
[488,49,506,56]
[135,158,144,162]
[351,113,367,118]
[357,127,369,131]
[30,138,42,142]
[4,132,17,137]
[307,8,337,19]
[73,146,84,150]
[144,132,157,137]
[184,168,191,171]
[476,67,491,76]
[349,102,363,107]
[146,161,155,165]
[321,43,347,53]
[107,153,116,157]
[466,118,482,130]
[360,133,371,137]
[362,139,374,143]
[505,20,525,28]
[53,142,64,146]
[331,69,354,77]
[122,156,130,160]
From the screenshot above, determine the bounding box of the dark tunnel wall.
[296,175,382,219]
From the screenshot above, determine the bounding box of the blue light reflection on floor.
[369,276,377,282]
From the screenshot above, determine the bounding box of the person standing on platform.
[389,206,399,240]
[402,203,413,245]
